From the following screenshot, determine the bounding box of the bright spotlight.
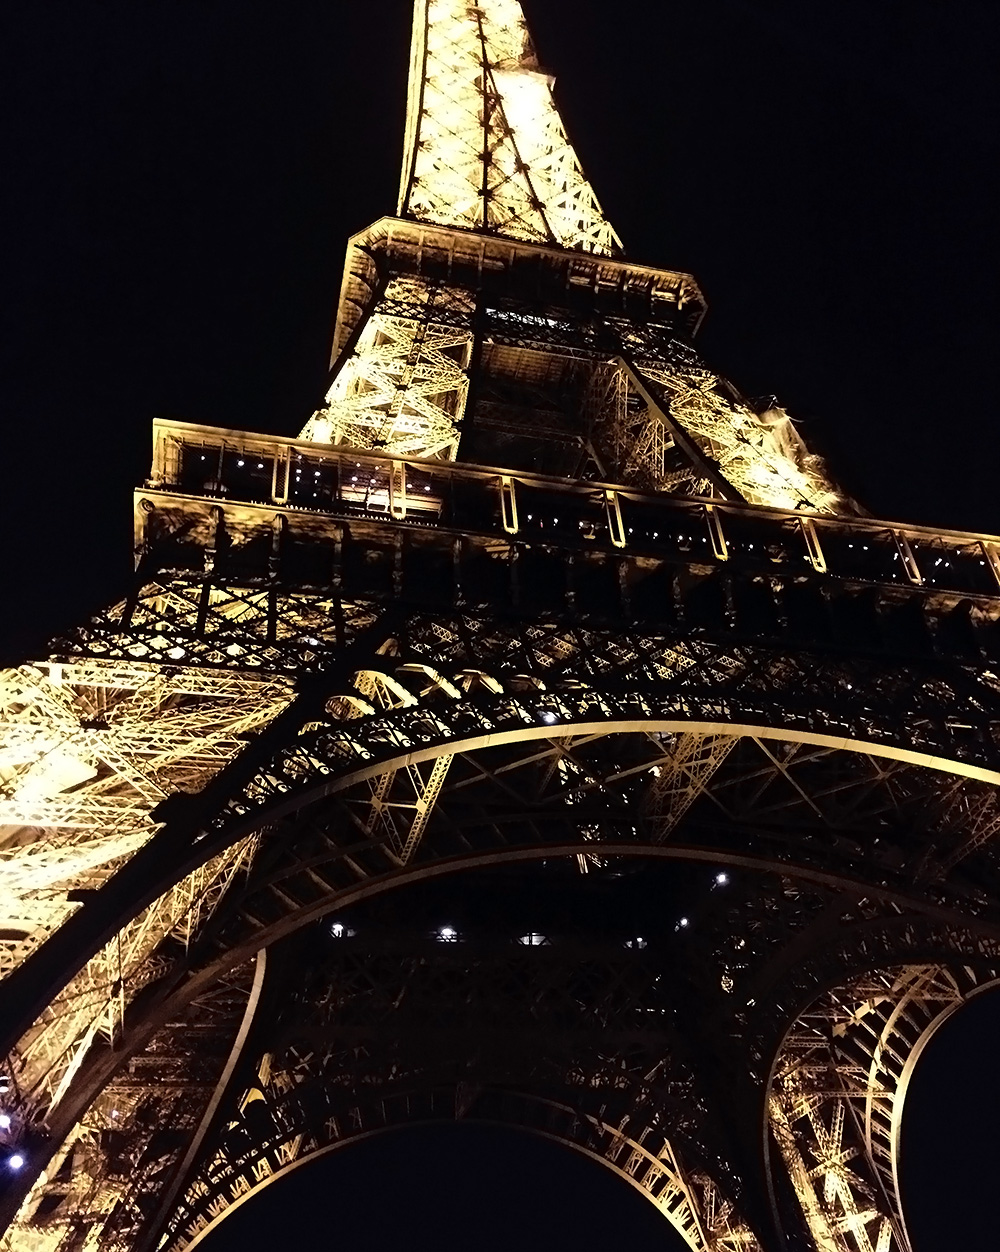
[0,1115,10,1130]
[541,712,557,725]
[330,922,345,938]
[715,872,729,886]
[8,1154,24,1171]
[438,926,458,942]
[677,917,689,929]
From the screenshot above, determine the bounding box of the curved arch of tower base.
[6,601,1000,1083]
[770,962,1000,1252]
[5,604,1000,1250]
[4,1,1000,1249]
[5,888,999,1252]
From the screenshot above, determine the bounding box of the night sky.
[5,1,1000,1248]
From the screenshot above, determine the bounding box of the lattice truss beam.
[299,280,474,458]
[194,623,1000,866]
[155,941,761,1252]
[6,600,1000,1247]
[298,267,842,505]
[768,962,998,1252]
[0,654,291,1118]
[324,653,738,873]
[588,356,841,511]
[399,0,620,254]
[1,967,256,1252]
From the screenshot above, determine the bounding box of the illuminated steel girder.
[1,2,999,1251]
[398,0,620,253]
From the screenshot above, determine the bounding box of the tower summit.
[2,4,1000,1251]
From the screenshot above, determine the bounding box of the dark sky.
[5,1,1000,1247]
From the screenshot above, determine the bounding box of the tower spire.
[398,0,621,254]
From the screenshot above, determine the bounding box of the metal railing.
[147,420,1000,604]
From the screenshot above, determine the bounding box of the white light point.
[715,872,729,886]
[0,1115,10,1130]
[8,1154,24,1171]
[438,926,458,941]
[330,922,345,938]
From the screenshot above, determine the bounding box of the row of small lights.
[203,455,434,494]
[193,454,996,583]
[0,1076,23,1172]
[328,873,730,948]
[0,1084,125,1178]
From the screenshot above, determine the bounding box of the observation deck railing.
[145,420,1000,608]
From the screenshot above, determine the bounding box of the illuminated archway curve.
[7,674,1000,1131]
[20,847,1000,1243]
[168,1089,761,1252]
[766,951,1000,1252]
[7,657,1000,1241]
[209,683,1000,845]
[10,662,1000,1083]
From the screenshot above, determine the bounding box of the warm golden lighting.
[400,0,619,253]
[0,661,291,1115]
[0,3,964,1250]
[300,280,473,458]
[299,0,841,510]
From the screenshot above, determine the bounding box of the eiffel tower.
[3,2,1000,1248]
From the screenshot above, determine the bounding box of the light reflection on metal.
[300,281,474,460]
[769,964,1000,1252]
[1,0,998,1248]
[399,0,620,254]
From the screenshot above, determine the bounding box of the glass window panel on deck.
[178,444,222,495]
[617,496,711,561]
[446,475,504,534]
[178,444,275,503]
[715,509,813,573]
[288,451,342,509]
[401,464,447,524]
[816,525,905,585]
[219,448,276,504]
[909,535,998,596]
[516,482,606,547]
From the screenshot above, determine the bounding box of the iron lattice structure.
[1,2,999,1248]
